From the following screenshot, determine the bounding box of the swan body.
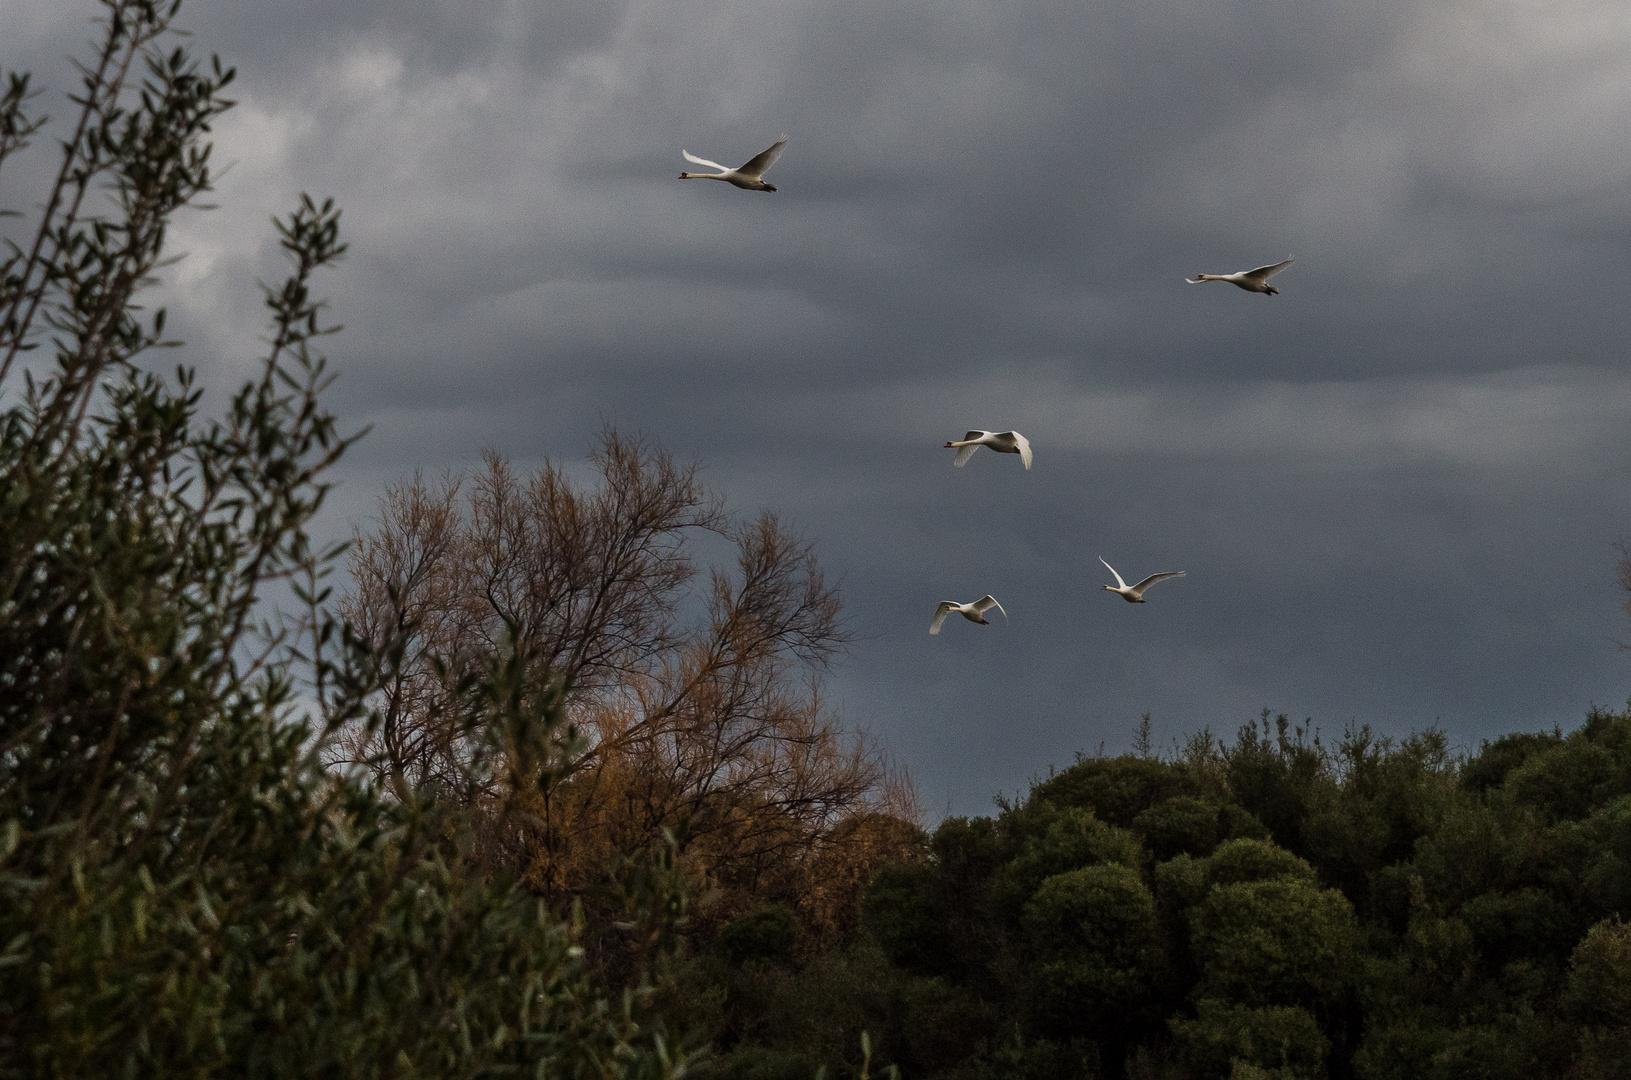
[945,430,1033,469]
[930,595,1007,634]
[1187,257,1293,295]
[678,136,787,191]
[1099,557,1185,603]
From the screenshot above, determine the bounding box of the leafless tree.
[341,429,917,913]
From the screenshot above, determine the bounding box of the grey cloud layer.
[6,0,1631,812]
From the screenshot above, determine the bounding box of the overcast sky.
[8,0,1631,815]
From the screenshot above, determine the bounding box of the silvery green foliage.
[0,3,688,1075]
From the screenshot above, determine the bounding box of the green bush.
[862,860,946,973]
[0,5,686,1074]
[1568,917,1631,1028]
[1190,876,1356,1008]
[1134,797,1227,860]
[719,904,801,966]
[1030,756,1196,828]
[994,804,1144,910]
[1170,1000,1328,1079]
[1201,839,1318,888]
[1023,864,1166,1032]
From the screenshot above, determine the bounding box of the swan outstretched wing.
[1098,556,1129,590]
[953,443,979,467]
[1245,257,1293,282]
[1009,432,1033,470]
[737,136,787,178]
[681,149,729,172]
[1132,571,1186,592]
[929,602,956,634]
[973,595,1006,620]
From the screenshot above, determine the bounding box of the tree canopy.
[698,711,1631,1080]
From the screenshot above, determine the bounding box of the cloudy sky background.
[8,0,1631,814]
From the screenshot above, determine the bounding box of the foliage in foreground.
[0,3,685,1074]
[699,711,1631,1080]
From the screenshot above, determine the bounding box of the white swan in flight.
[929,595,1007,634]
[1186,257,1293,295]
[945,430,1033,469]
[1099,557,1185,603]
[679,136,787,191]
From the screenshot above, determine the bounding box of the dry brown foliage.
[340,430,919,925]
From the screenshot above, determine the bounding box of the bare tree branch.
[341,430,914,923]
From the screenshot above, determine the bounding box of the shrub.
[0,5,686,1074]
[720,904,802,966]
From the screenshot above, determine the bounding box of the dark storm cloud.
[6,0,1631,813]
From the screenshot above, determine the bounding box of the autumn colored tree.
[342,441,917,925]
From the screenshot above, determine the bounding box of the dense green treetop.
[706,710,1631,1080]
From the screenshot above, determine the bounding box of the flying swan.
[929,596,1008,634]
[1099,557,1185,603]
[1186,257,1294,295]
[678,136,787,191]
[945,430,1033,469]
